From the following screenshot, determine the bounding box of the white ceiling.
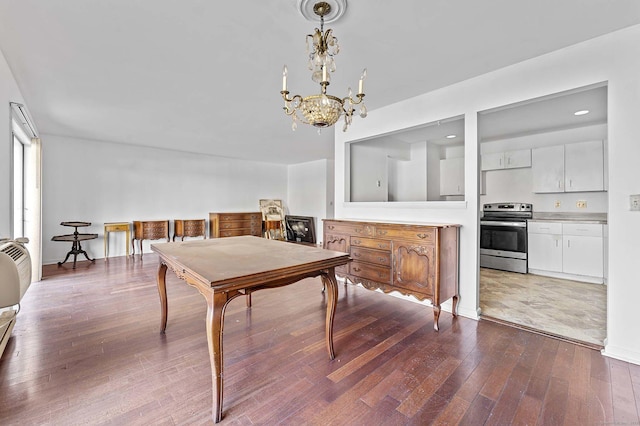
[0,1,637,164]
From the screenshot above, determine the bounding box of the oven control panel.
[483,203,532,212]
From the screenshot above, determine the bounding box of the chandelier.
[281,1,367,132]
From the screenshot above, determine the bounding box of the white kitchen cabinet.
[531,145,564,192]
[527,222,562,272]
[564,140,604,192]
[562,223,604,278]
[440,157,464,196]
[532,140,604,193]
[481,149,531,171]
[527,221,604,282]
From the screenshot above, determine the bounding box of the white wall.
[42,135,288,264]
[335,24,640,365]
[287,159,334,245]
[0,49,26,239]
[389,142,427,201]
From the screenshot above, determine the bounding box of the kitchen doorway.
[477,83,608,348]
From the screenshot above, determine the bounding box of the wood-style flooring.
[479,268,606,349]
[0,255,638,425]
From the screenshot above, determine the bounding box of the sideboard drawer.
[220,213,261,222]
[325,222,374,236]
[350,261,391,284]
[350,246,391,266]
[350,237,391,251]
[220,220,258,230]
[376,226,435,243]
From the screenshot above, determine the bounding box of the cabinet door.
[563,235,603,278]
[324,232,350,274]
[564,140,604,192]
[504,149,531,169]
[440,157,464,196]
[527,232,562,272]
[393,242,435,296]
[481,152,504,171]
[532,145,564,193]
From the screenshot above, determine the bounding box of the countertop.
[529,212,607,224]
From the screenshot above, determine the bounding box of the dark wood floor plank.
[610,358,640,424]
[540,376,569,425]
[0,256,638,425]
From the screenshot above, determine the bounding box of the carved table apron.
[151,236,350,423]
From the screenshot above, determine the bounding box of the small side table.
[173,219,206,241]
[132,220,170,257]
[104,222,131,259]
[51,221,98,269]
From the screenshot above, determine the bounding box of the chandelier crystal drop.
[281,1,367,132]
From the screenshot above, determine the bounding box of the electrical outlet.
[555,201,561,208]
[576,200,587,209]
[631,194,640,211]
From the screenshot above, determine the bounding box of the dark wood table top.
[60,221,91,227]
[52,233,98,242]
[151,236,350,291]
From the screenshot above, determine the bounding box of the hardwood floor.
[1,255,638,425]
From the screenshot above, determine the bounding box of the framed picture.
[259,199,285,240]
[284,215,316,244]
[259,199,284,221]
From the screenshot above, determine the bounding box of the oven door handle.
[480,221,527,228]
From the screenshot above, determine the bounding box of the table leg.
[206,291,230,423]
[320,268,338,360]
[157,262,168,333]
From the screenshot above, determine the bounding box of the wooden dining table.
[151,236,350,423]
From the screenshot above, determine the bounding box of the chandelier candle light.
[281,1,367,132]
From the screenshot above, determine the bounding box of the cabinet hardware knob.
[417,233,428,239]
[353,267,361,272]
[378,257,385,262]
[377,230,387,236]
[353,253,361,257]
[378,244,387,249]
[353,239,361,244]
[355,229,362,233]
[328,225,335,230]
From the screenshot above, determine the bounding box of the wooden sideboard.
[209,212,262,238]
[132,220,170,256]
[323,219,460,331]
[173,219,206,241]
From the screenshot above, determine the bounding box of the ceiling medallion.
[281,0,367,133]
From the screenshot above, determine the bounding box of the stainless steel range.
[480,202,532,274]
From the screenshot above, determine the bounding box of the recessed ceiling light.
[446,134,456,139]
[574,110,590,116]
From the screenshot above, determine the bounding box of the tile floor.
[479,268,606,348]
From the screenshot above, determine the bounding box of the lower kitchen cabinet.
[527,224,563,273]
[323,219,460,331]
[562,224,604,278]
[528,221,604,283]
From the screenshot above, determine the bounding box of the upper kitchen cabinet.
[531,145,565,192]
[564,140,604,192]
[347,116,465,202]
[481,149,531,171]
[532,140,604,193]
